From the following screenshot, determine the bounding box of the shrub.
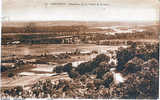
[80,75,88,82]
[110,58,159,99]
[8,72,14,77]
[76,61,92,75]
[63,63,73,72]
[94,79,104,89]
[1,66,8,72]
[53,63,73,74]
[135,43,159,61]
[86,82,95,89]
[103,72,114,88]
[76,54,110,75]
[14,86,23,95]
[116,47,135,71]
[92,62,113,79]
[93,54,110,64]
[123,57,144,74]
[68,70,79,78]
[53,66,64,73]
[116,43,159,71]
[141,58,159,70]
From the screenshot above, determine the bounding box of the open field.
[2,44,124,57]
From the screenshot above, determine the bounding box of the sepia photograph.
[1,0,160,99]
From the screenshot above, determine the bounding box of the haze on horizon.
[2,0,160,22]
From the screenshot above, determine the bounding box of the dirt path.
[1,73,69,88]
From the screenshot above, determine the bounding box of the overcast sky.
[2,0,160,21]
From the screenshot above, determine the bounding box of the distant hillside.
[3,20,157,27]
[2,21,158,33]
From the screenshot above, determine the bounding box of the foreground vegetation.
[1,42,159,99]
